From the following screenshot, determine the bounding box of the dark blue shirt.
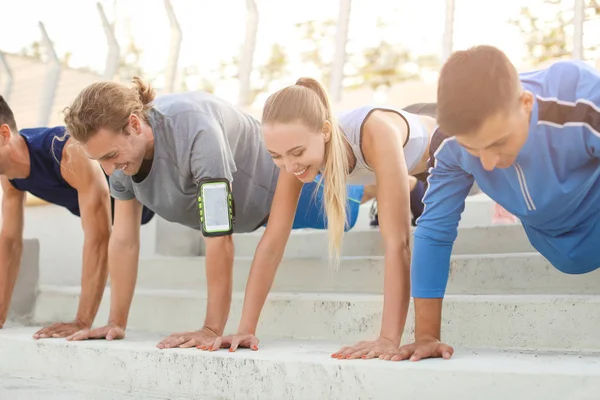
[9,126,81,216]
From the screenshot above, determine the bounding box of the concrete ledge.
[7,239,40,324]
[0,375,166,399]
[1,328,599,400]
[156,222,532,258]
[232,224,533,258]
[131,252,600,295]
[155,195,503,257]
[33,289,600,352]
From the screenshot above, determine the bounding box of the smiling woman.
[213,76,445,363]
[263,78,349,265]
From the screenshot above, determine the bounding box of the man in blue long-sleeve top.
[379,45,600,362]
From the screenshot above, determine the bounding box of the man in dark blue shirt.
[0,95,153,338]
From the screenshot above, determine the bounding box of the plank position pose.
[381,45,600,361]
[0,96,154,337]
[211,78,449,359]
[61,78,366,347]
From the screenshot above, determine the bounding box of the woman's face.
[262,121,328,183]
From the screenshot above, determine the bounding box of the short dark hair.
[0,95,17,132]
[437,45,521,136]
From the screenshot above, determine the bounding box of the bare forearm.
[237,239,285,334]
[0,238,23,322]
[379,245,411,345]
[107,238,140,328]
[414,297,443,341]
[203,237,234,335]
[76,234,110,327]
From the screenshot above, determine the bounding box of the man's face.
[83,116,148,176]
[455,91,533,171]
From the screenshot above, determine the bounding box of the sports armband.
[197,178,235,237]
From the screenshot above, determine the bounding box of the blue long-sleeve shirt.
[412,60,600,298]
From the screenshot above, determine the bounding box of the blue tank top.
[9,127,82,216]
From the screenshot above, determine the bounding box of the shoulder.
[154,93,224,139]
[521,60,599,99]
[362,107,410,144]
[19,126,67,149]
[432,135,468,167]
[154,91,226,123]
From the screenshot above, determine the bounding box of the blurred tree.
[215,43,289,106]
[295,18,337,88]
[512,0,600,65]
[248,42,289,104]
[293,15,440,94]
[178,65,215,94]
[350,41,419,91]
[20,41,43,60]
[217,56,241,81]
[118,38,145,82]
[20,40,74,69]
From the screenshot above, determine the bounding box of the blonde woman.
[212,78,443,360]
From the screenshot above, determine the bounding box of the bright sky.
[0,0,590,102]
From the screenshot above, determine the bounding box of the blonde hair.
[263,78,349,268]
[62,77,156,144]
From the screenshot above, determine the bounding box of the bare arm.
[362,111,412,346]
[0,178,25,327]
[61,142,112,328]
[202,235,234,336]
[106,198,142,329]
[67,193,145,341]
[237,171,304,334]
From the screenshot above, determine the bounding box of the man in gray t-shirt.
[110,91,279,232]
[62,81,366,348]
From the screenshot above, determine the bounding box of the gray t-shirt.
[109,91,280,233]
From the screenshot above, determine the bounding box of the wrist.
[379,331,401,347]
[237,327,256,335]
[415,333,441,343]
[107,318,127,330]
[202,324,223,336]
[237,319,257,335]
[74,316,93,329]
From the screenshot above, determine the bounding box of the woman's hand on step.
[205,332,259,352]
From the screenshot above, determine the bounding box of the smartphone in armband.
[197,178,235,237]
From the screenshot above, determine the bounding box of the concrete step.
[155,195,511,257]
[231,223,533,258]
[1,328,599,400]
[6,239,40,326]
[134,252,600,294]
[0,375,170,400]
[32,288,600,352]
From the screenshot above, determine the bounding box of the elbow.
[0,234,23,253]
[109,233,139,253]
[384,235,411,256]
[383,236,412,269]
[84,227,111,247]
[204,234,234,255]
[256,231,288,261]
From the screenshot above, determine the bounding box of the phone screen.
[201,182,231,232]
